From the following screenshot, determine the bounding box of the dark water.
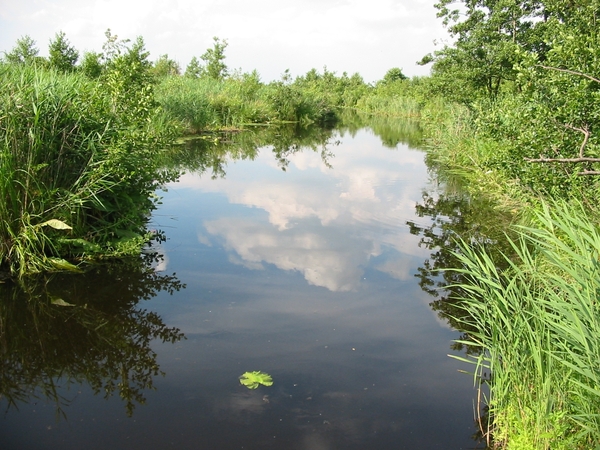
[0,124,486,449]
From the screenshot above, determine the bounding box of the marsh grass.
[0,62,176,277]
[156,74,336,134]
[450,200,600,448]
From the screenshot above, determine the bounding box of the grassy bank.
[155,74,336,131]
[450,200,600,449]
[0,47,176,276]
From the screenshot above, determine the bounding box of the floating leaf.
[239,371,273,389]
[38,219,72,230]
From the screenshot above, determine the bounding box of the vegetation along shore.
[2,0,600,446]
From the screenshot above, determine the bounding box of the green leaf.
[50,296,75,307]
[47,257,81,272]
[38,219,72,230]
[239,371,273,389]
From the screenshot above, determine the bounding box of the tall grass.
[450,199,600,449]
[0,63,176,277]
[156,73,337,134]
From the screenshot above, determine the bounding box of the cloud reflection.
[173,130,432,291]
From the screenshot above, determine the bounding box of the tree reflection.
[337,110,424,149]
[165,124,337,178]
[0,252,185,417]
[406,181,515,352]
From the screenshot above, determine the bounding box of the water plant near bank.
[450,200,600,449]
[0,38,177,277]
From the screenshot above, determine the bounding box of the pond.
[0,121,487,449]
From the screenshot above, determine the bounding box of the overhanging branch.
[536,65,600,84]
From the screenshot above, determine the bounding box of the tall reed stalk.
[450,200,600,449]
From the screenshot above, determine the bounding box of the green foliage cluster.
[155,68,340,132]
[0,35,177,277]
[451,200,600,449]
[419,0,600,200]
[410,3,600,447]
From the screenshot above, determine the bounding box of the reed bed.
[450,199,600,449]
[155,74,336,134]
[0,63,176,276]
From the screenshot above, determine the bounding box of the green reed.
[450,200,600,449]
[0,62,176,277]
[155,73,337,134]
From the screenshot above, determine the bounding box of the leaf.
[51,296,75,307]
[239,371,273,390]
[47,257,81,272]
[38,219,72,230]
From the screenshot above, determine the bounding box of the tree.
[80,51,103,78]
[151,54,181,78]
[200,37,228,80]
[3,35,39,65]
[184,56,203,78]
[423,0,545,100]
[381,67,408,84]
[48,31,79,72]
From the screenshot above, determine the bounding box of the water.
[0,125,484,449]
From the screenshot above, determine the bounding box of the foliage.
[450,199,600,448]
[152,54,180,78]
[184,56,203,78]
[80,51,103,78]
[239,371,273,389]
[380,67,408,84]
[200,37,228,80]
[3,35,40,65]
[48,31,79,73]
[0,35,178,276]
[156,68,339,132]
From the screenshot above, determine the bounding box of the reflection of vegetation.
[337,110,423,149]
[0,253,185,417]
[164,124,338,177]
[406,180,515,348]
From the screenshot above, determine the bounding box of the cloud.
[0,0,447,81]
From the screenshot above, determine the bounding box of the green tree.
[80,51,103,78]
[184,56,203,78]
[151,54,180,78]
[102,35,155,121]
[200,37,228,80]
[3,35,40,65]
[381,67,408,84]
[48,31,79,72]
[423,0,545,101]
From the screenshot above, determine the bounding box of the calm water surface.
[1,126,483,449]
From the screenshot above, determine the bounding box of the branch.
[563,124,590,158]
[525,124,593,163]
[536,65,600,84]
[525,157,600,163]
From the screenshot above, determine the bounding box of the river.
[0,121,485,449]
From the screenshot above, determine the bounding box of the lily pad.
[239,371,273,389]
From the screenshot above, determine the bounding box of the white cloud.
[0,0,448,81]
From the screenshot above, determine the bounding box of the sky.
[0,0,449,83]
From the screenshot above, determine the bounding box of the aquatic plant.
[450,199,600,449]
[0,37,178,277]
[239,371,273,390]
